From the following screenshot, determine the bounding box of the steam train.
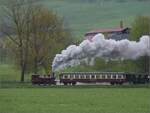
[31,72,150,85]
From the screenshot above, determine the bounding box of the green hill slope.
[41,0,150,39]
[0,0,150,39]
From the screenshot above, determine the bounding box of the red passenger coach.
[59,72,127,85]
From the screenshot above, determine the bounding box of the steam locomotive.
[31,72,150,85]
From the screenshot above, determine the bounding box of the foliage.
[62,58,139,73]
[1,0,72,81]
[130,16,150,41]
[1,0,36,82]
[130,16,150,73]
[27,6,72,74]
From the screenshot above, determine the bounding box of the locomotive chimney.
[120,20,123,28]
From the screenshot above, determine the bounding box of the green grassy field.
[0,64,20,82]
[0,64,32,83]
[0,87,150,113]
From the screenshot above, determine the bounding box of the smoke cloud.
[52,33,150,71]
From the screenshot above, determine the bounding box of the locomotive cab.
[31,73,56,85]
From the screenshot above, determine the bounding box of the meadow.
[0,64,20,82]
[0,87,150,113]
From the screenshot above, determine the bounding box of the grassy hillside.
[0,0,150,39]
[41,0,150,39]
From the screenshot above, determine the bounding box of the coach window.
[91,75,95,79]
[64,75,68,79]
[81,75,84,79]
[118,75,122,79]
[102,75,105,79]
[70,75,74,79]
[123,75,126,79]
[113,75,116,79]
[107,75,111,79]
[86,75,90,79]
[75,75,79,79]
[96,75,99,79]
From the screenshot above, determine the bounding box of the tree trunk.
[20,68,25,82]
[20,43,25,82]
[34,58,38,74]
[33,33,38,74]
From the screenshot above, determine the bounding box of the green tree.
[28,7,72,74]
[1,0,35,82]
[131,16,150,41]
[130,16,150,73]
[1,0,72,82]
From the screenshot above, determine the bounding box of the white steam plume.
[52,33,150,71]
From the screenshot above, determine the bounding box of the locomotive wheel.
[72,82,76,86]
[110,82,115,85]
[68,82,72,85]
[48,83,52,86]
[119,82,123,85]
[64,82,68,85]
